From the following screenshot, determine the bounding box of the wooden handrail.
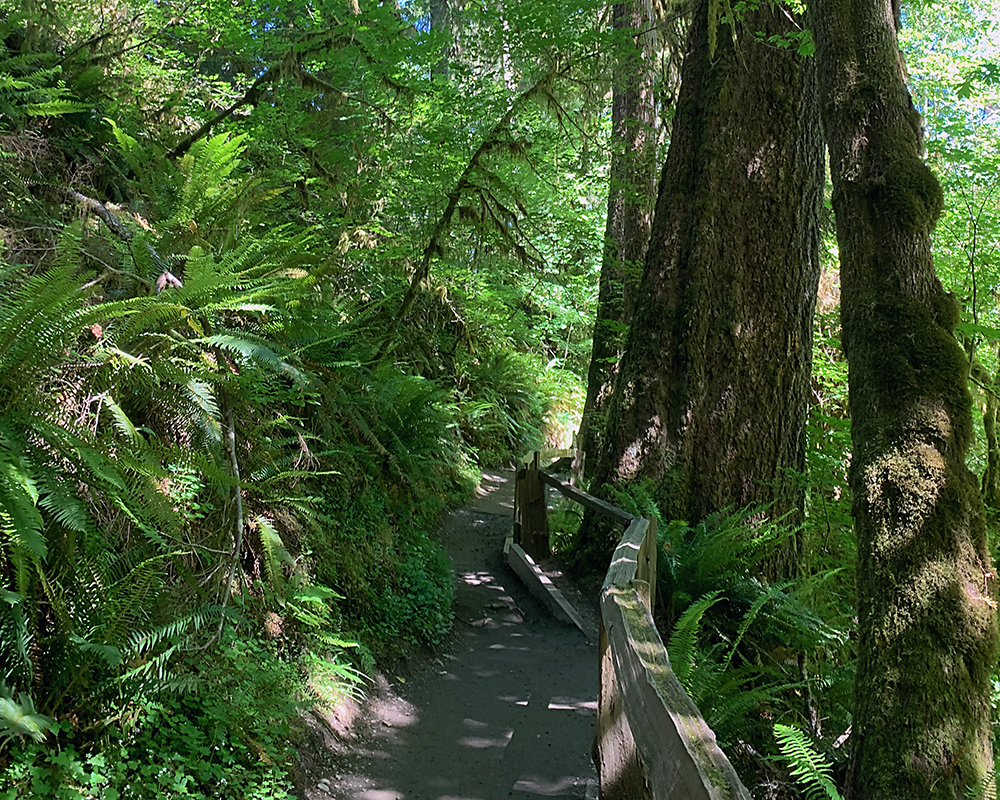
[511,452,750,800]
[597,513,751,800]
[538,467,635,525]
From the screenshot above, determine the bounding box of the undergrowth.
[0,86,577,794]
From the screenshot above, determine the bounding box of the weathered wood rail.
[512,453,751,800]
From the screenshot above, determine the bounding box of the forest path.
[303,470,600,800]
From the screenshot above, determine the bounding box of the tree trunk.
[981,354,1000,510]
[811,0,999,796]
[578,0,659,480]
[576,0,823,577]
[430,0,462,77]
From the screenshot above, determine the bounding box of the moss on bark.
[812,0,999,795]
[575,0,823,579]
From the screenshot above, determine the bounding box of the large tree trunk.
[981,354,1000,510]
[812,1,999,797]
[577,0,659,479]
[576,0,823,577]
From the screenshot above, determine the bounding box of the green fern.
[667,590,723,687]
[774,723,844,800]
[967,768,997,800]
[0,15,88,127]
[257,515,294,596]
[118,608,232,697]
[0,589,32,688]
[0,686,54,746]
[655,506,843,756]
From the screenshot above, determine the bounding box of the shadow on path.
[312,470,599,800]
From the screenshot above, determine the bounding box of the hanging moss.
[707,0,720,59]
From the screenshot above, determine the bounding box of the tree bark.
[578,0,659,480]
[576,0,823,577]
[430,0,461,77]
[981,355,1000,510]
[811,0,999,796]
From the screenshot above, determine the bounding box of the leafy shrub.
[2,635,303,799]
[456,350,565,465]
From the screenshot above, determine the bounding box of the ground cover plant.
[0,0,603,794]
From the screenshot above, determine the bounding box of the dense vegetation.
[0,0,998,797]
[0,1,608,796]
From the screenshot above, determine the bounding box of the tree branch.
[49,186,175,290]
[167,66,278,160]
[376,70,556,359]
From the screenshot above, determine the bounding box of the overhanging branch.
[376,69,558,359]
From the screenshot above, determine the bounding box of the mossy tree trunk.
[811,0,999,796]
[575,0,823,576]
[578,0,659,479]
[981,354,1000,510]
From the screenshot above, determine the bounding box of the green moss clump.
[867,295,972,438]
[878,157,944,232]
[931,291,961,333]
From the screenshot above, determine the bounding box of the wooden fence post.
[570,432,584,487]
[520,451,550,559]
[636,517,657,614]
[513,464,525,546]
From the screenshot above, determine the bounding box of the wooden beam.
[506,540,589,636]
[600,586,752,800]
[537,467,635,525]
[602,517,649,590]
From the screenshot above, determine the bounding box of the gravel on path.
[299,470,600,800]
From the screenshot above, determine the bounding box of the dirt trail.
[302,470,600,800]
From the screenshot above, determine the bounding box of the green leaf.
[956,321,1000,342]
[774,724,843,800]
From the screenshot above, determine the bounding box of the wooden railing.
[513,453,751,800]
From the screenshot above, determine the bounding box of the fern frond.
[94,553,168,649]
[667,590,723,687]
[774,723,844,800]
[719,586,773,674]
[70,635,124,669]
[37,475,90,533]
[0,255,89,388]
[257,516,293,596]
[203,333,309,385]
[967,768,997,800]
[117,607,231,696]
[0,687,54,744]
[0,591,33,685]
[126,606,230,656]
[103,396,146,446]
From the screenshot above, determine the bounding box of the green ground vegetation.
[0,0,608,795]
